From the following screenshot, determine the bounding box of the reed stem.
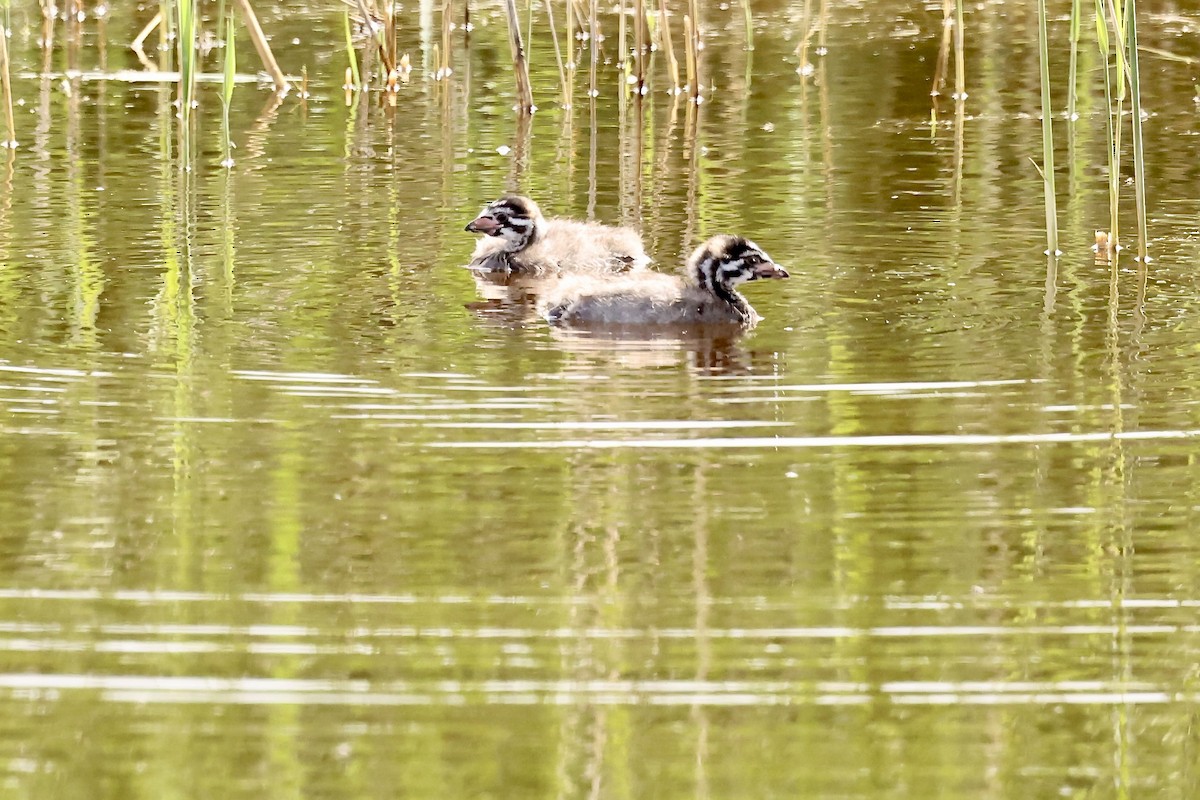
[0,11,16,148]
[1097,0,1120,248]
[741,0,753,51]
[221,15,236,167]
[931,0,951,102]
[502,0,534,112]
[683,14,697,99]
[687,0,701,99]
[440,0,452,78]
[1067,0,1081,120]
[657,0,679,93]
[634,0,645,91]
[343,10,361,88]
[232,0,289,94]
[178,0,197,117]
[544,0,568,104]
[1036,0,1059,254]
[565,0,575,107]
[1124,0,1147,261]
[131,11,162,69]
[618,0,628,86]
[953,0,964,100]
[588,0,598,99]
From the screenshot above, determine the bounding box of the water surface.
[3,1,1200,797]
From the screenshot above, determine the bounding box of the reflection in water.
[548,327,756,374]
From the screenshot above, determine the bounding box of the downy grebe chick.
[465,195,650,275]
[539,235,789,328]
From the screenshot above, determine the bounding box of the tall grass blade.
[1036,0,1059,254]
[1096,0,1119,248]
[177,0,196,118]
[343,9,361,89]
[1067,0,1081,120]
[565,0,575,107]
[1124,0,1148,261]
[741,0,753,51]
[953,0,964,100]
[221,16,236,167]
[0,1,17,149]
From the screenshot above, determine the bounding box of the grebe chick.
[465,195,650,275]
[539,235,789,328]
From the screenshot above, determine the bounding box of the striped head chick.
[464,195,545,254]
[690,235,789,323]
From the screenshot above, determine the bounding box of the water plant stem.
[343,10,361,88]
[543,0,568,104]
[440,0,452,78]
[178,0,197,117]
[1124,0,1148,261]
[741,0,752,51]
[618,0,627,86]
[0,10,16,148]
[687,0,700,99]
[1036,0,1059,254]
[683,14,697,99]
[634,0,645,91]
[657,0,679,93]
[1067,0,1081,119]
[232,0,289,94]
[502,0,534,112]
[1097,0,1120,248]
[565,0,575,107]
[221,15,236,167]
[588,0,598,99]
[953,0,964,100]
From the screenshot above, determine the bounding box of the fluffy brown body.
[465,196,649,276]
[539,234,789,329]
[469,219,649,275]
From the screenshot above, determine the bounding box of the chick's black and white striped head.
[690,235,789,293]
[465,195,544,252]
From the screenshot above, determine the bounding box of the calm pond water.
[4,0,1200,797]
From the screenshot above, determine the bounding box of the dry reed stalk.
[0,31,13,148]
[618,0,627,86]
[1124,0,1148,261]
[502,0,534,112]
[931,0,952,101]
[543,0,568,104]
[657,0,679,93]
[795,0,813,76]
[687,0,700,97]
[565,0,575,107]
[633,0,645,91]
[440,0,452,78]
[741,0,752,51]
[818,0,828,51]
[588,0,598,99]
[131,11,163,69]
[1035,0,1059,254]
[232,0,289,93]
[953,0,964,100]
[389,0,399,76]
[682,14,697,99]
